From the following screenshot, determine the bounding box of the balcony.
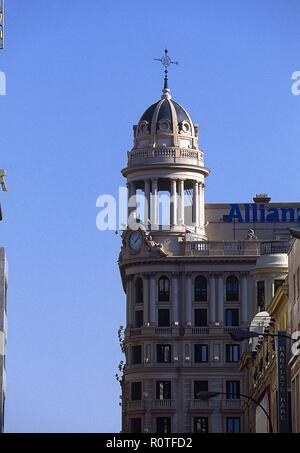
[184,240,290,258]
[184,326,210,336]
[221,399,244,412]
[189,399,213,412]
[154,327,173,335]
[152,399,176,411]
[127,400,145,412]
[127,146,205,168]
[184,241,260,257]
[260,241,290,255]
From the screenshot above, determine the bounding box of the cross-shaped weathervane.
[154,49,179,89]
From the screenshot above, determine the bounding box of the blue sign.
[227,204,300,223]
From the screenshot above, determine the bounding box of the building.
[239,279,289,433]
[288,237,300,432]
[118,73,296,433]
[0,169,7,433]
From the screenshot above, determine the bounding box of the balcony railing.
[152,399,175,410]
[184,327,209,336]
[185,241,259,256]
[154,327,173,335]
[189,399,212,411]
[221,399,244,411]
[128,147,204,167]
[260,241,290,255]
[185,240,290,257]
[127,400,144,411]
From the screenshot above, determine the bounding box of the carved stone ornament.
[245,229,258,240]
[144,232,167,256]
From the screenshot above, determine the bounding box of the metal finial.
[154,49,179,93]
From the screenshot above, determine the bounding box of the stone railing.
[185,240,260,257]
[127,400,144,411]
[189,399,212,411]
[127,147,204,166]
[221,399,244,411]
[152,399,175,410]
[184,327,210,336]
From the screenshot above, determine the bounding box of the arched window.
[135,277,143,304]
[226,276,239,301]
[194,276,207,301]
[158,276,170,301]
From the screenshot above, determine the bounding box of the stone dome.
[133,87,199,151]
[255,253,288,271]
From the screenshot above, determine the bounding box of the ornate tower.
[118,55,293,434]
[122,75,209,239]
[119,57,212,433]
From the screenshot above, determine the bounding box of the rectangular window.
[226,344,240,363]
[135,310,143,328]
[225,309,239,327]
[132,345,142,364]
[194,308,208,327]
[156,417,171,433]
[194,380,208,399]
[194,417,209,433]
[226,417,241,433]
[131,418,142,433]
[194,344,209,363]
[156,344,172,363]
[131,382,142,400]
[156,381,171,400]
[226,381,240,399]
[257,281,265,310]
[158,309,170,327]
[274,279,284,294]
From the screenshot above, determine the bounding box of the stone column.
[144,180,150,230]
[185,273,192,325]
[170,179,177,228]
[192,181,199,227]
[241,274,248,324]
[209,274,216,324]
[199,183,205,229]
[143,274,149,325]
[217,275,224,324]
[171,273,179,324]
[151,179,158,230]
[127,276,134,327]
[128,182,136,222]
[149,274,156,325]
[178,179,185,226]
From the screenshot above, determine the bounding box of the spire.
[154,49,178,99]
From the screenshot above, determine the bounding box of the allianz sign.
[227,204,300,223]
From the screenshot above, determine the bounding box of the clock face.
[129,231,143,251]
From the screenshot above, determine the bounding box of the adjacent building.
[288,238,300,432]
[239,280,289,433]
[118,78,296,433]
[0,169,7,433]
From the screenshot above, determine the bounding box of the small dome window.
[138,121,149,135]
[158,119,171,132]
[180,121,190,133]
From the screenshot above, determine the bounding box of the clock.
[128,230,143,251]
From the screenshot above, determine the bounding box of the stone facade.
[0,247,7,433]
[118,82,294,433]
[239,282,289,433]
[288,239,300,432]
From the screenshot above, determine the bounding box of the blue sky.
[0,0,299,432]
